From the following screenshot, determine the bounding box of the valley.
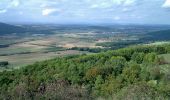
[1,0,170,99]
[0,24,170,69]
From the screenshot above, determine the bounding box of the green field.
[0,50,89,70]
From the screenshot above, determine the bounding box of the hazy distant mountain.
[147,29,170,41]
[0,22,57,35]
[0,22,26,35]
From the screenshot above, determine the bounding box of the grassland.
[160,53,170,63]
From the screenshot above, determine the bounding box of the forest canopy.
[0,44,170,100]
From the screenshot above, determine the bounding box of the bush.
[0,61,9,67]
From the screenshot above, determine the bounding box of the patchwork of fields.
[0,32,103,68]
[1,25,170,70]
[0,50,87,70]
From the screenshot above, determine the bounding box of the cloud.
[40,4,48,8]
[0,9,7,14]
[90,2,112,9]
[90,4,99,8]
[42,8,60,16]
[123,0,136,6]
[90,0,136,9]
[122,8,130,12]
[162,0,170,8]
[130,14,143,19]
[0,0,20,12]
[111,0,136,6]
[10,0,20,7]
[114,16,120,20]
[0,0,170,24]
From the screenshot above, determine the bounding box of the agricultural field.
[0,31,102,69]
[0,50,87,70]
[0,34,93,69]
[1,25,170,69]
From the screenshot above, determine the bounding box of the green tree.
[131,52,145,64]
[143,53,158,63]
[122,62,141,84]
[93,75,104,96]
[100,76,122,96]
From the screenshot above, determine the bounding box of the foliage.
[0,44,170,99]
[0,61,9,67]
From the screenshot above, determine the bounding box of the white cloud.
[90,4,99,8]
[40,4,47,8]
[90,0,136,9]
[122,8,129,12]
[42,8,60,16]
[130,14,143,19]
[74,12,85,17]
[124,0,136,6]
[0,9,7,14]
[0,0,20,12]
[90,2,112,8]
[114,16,120,20]
[111,0,135,6]
[10,0,20,7]
[100,2,112,8]
[111,0,123,5]
[162,0,170,8]
[0,0,169,24]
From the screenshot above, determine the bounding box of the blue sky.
[0,0,170,24]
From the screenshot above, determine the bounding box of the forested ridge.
[146,29,170,41]
[0,23,26,35]
[0,44,170,100]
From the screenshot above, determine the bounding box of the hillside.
[0,44,170,100]
[0,22,26,35]
[145,29,170,41]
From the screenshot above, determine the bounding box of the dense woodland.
[0,23,25,35]
[0,44,170,100]
[146,29,170,41]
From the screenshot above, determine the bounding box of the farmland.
[0,25,170,69]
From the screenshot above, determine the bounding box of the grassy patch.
[159,54,170,63]
[0,50,88,70]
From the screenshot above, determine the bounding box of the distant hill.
[145,29,170,41]
[0,22,56,35]
[0,22,26,35]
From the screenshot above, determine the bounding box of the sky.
[0,0,170,24]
